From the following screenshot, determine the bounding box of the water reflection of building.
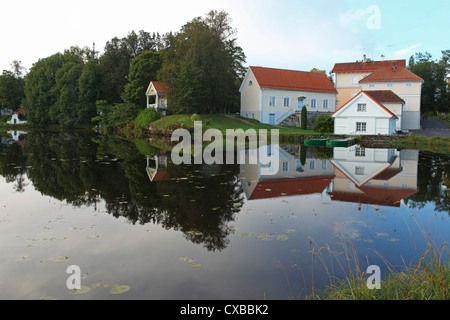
[329,146,418,208]
[146,152,169,182]
[239,145,335,200]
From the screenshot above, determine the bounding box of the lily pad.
[70,286,91,295]
[49,256,69,262]
[110,285,130,295]
[188,262,202,268]
[276,235,289,241]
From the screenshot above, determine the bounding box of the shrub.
[314,115,334,133]
[301,106,307,130]
[134,108,161,128]
[190,113,201,122]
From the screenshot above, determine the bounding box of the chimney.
[392,63,397,72]
[381,54,385,61]
[363,54,367,63]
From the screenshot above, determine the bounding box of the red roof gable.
[331,91,397,118]
[151,81,169,93]
[364,90,405,104]
[250,66,337,93]
[248,176,335,200]
[332,60,406,73]
[359,66,423,83]
[330,187,417,207]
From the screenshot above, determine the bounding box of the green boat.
[304,138,329,146]
[326,138,354,148]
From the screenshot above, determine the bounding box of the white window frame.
[282,162,289,172]
[356,122,367,132]
[269,96,276,107]
[369,83,375,88]
[357,104,367,112]
[283,96,290,107]
[355,147,366,157]
[311,98,317,109]
[355,166,365,175]
[406,82,412,87]
[352,75,358,85]
[387,83,393,88]
[323,99,329,109]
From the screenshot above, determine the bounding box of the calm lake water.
[0,130,449,300]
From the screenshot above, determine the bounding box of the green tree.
[123,50,164,107]
[408,52,449,113]
[99,31,159,104]
[301,106,307,130]
[78,59,102,124]
[0,60,26,110]
[159,10,246,114]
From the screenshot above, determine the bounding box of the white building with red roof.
[331,91,400,135]
[146,81,169,115]
[332,56,424,130]
[239,66,337,126]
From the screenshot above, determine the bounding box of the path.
[411,118,450,137]
[222,114,256,126]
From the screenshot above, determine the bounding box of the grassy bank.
[390,135,450,153]
[149,114,318,135]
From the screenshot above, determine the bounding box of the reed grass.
[305,230,450,300]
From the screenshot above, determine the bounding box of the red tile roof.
[151,81,169,93]
[359,66,423,83]
[364,90,405,104]
[250,66,337,93]
[332,60,406,73]
[330,187,418,207]
[331,91,397,118]
[248,176,335,200]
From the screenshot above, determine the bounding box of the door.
[297,99,304,111]
[269,114,275,125]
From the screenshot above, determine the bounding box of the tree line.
[0,10,246,128]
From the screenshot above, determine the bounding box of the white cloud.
[394,43,423,57]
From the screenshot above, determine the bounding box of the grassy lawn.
[431,114,450,127]
[150,114,318,135]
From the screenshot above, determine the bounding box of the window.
[323,99,329,109]
[282,162,289,172]
[310,160,316,171]
[356,122,367,132]
[369,84,375,88]
[352,75,358,85]
[387,83,393,87]
[269,96,276,107]
[357,104,366,112]
[311,98,317,109]
[406,82,412,87]
[355,166,365,175]
[355,147,366,157]
[249,80,253,86]
[284,97,290,107]
[322,160,327,170]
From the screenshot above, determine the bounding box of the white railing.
[276,108,296,124]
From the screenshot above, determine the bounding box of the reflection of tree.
[1,131,245,252]
[405,151,449,214]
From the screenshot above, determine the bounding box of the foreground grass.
[307,236,450,300]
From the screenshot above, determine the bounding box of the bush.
[301,106,307,130]
[190,113,201,122]
[314,115,334,133]
[134,108,161,128]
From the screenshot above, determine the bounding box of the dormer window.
[248,80,253,86]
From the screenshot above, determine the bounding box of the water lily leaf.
[186,230,203,236]
[110,285,130,295]
[388,238,400,242]
[276,235,289,241]
[188,262,202,268]
[49,256,69,262]
[283,229,296,233]
[70,286,91,295]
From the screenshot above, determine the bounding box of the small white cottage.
[7,112,27,125]
[146,81,169,115]
[331,91,400,135]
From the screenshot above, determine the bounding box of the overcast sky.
[0,0,448,74]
